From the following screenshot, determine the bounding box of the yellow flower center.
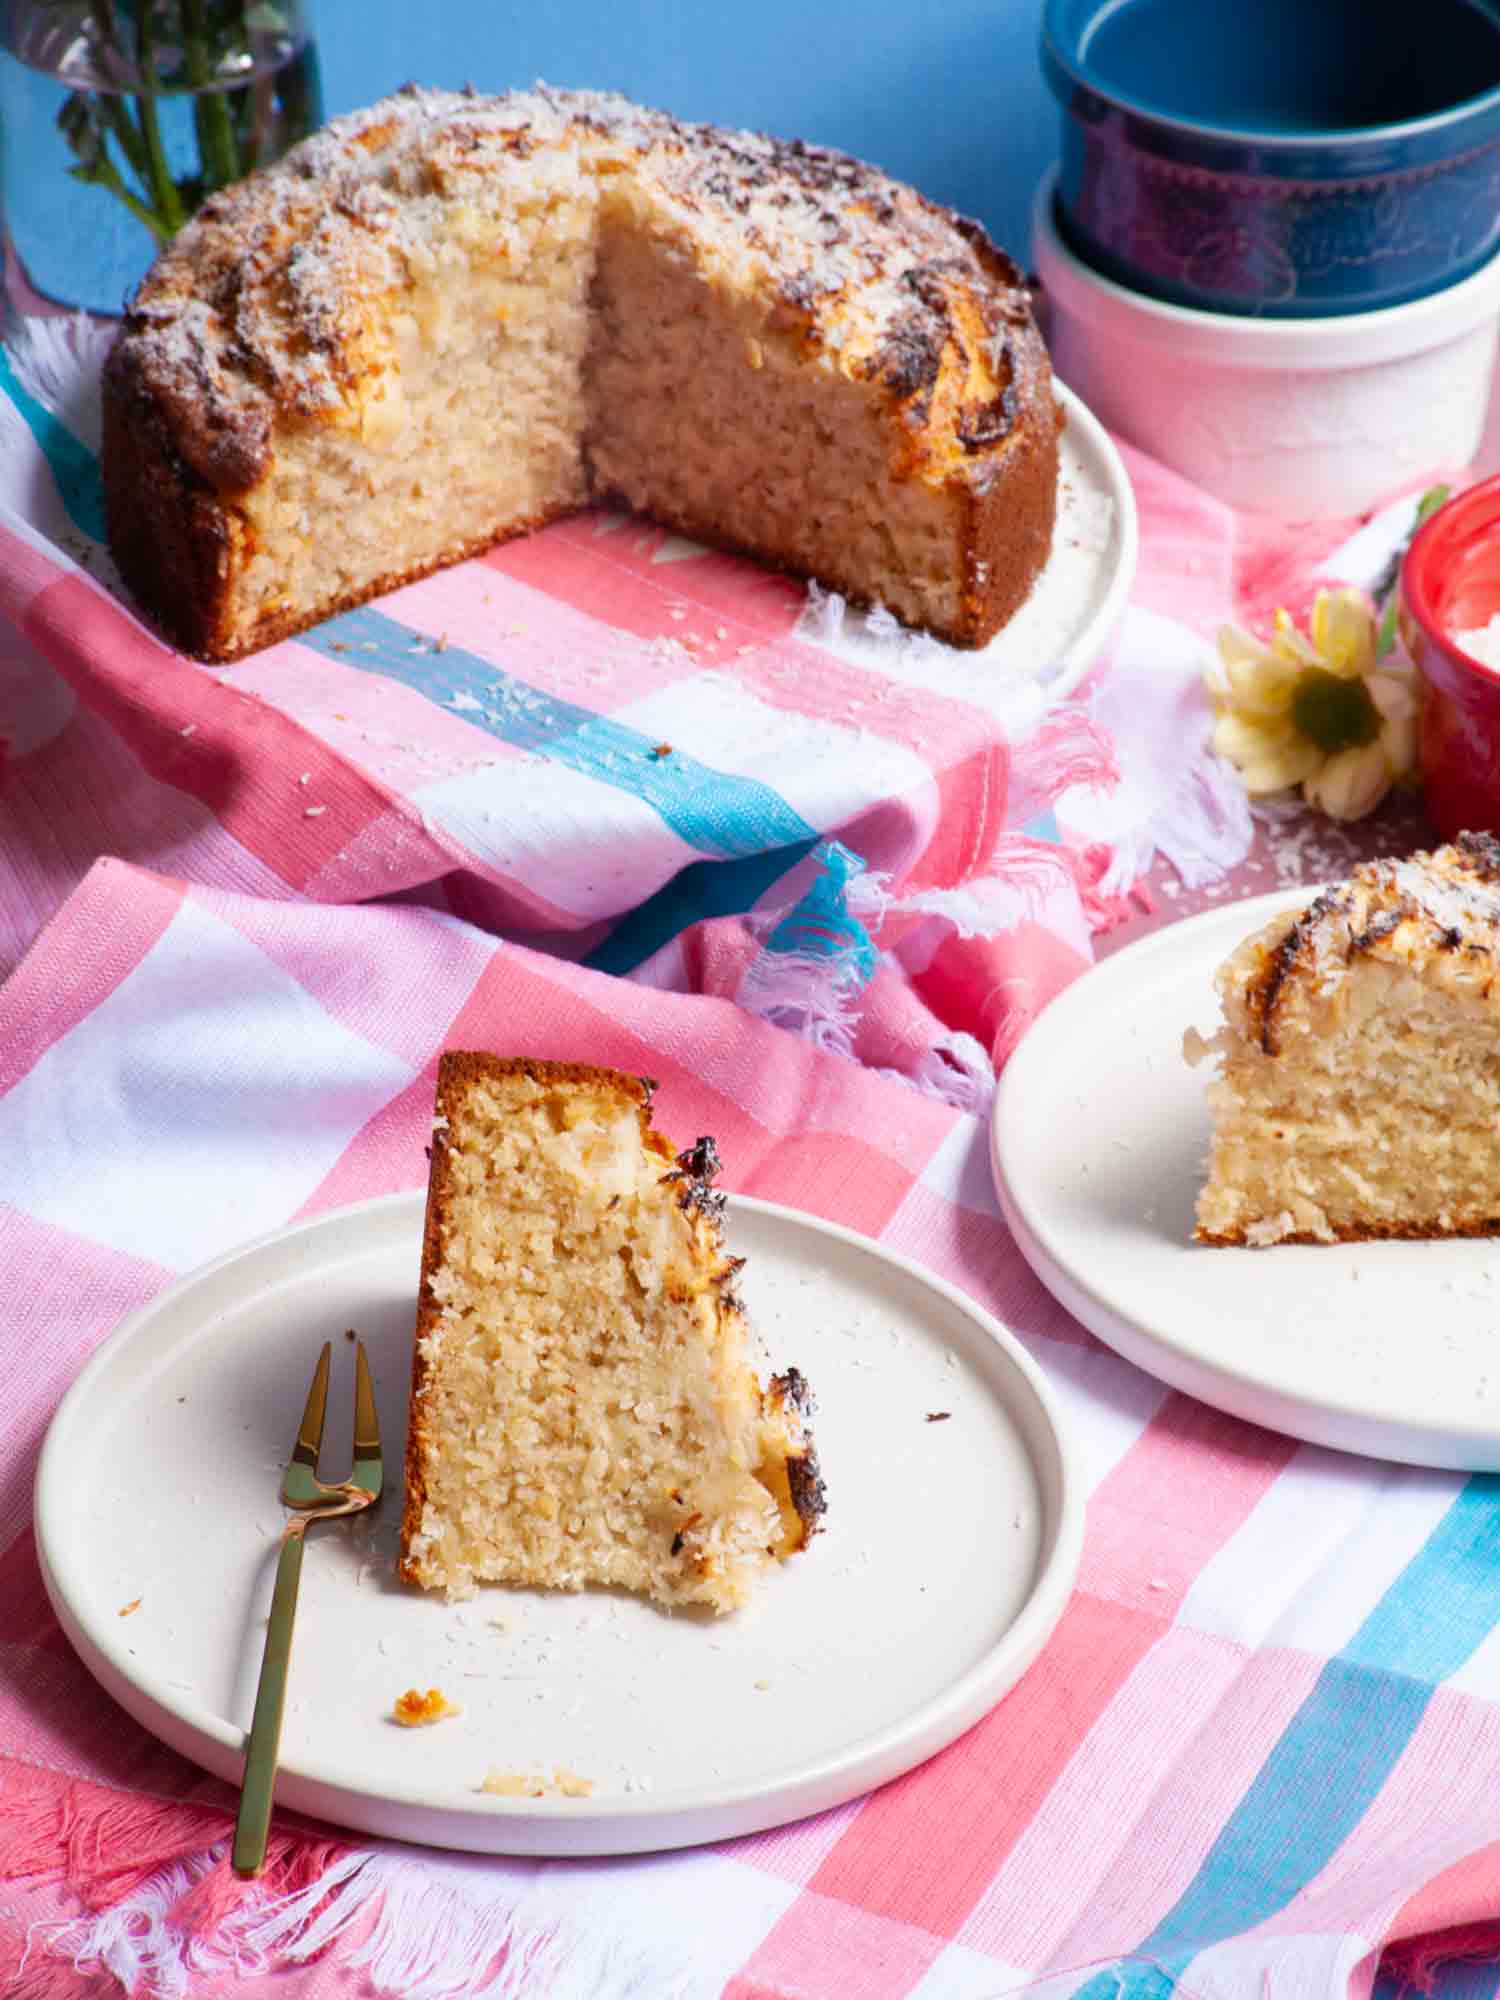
[1290,667,1380,754]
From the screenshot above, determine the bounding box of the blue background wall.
[316,0,1054,267]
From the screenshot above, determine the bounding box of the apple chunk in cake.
[399,1053,825,1610]
[1189,833,1500,1246]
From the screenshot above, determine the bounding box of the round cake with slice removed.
[102,83,1060,663]
[400,1052,825,1613]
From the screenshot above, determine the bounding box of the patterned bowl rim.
[1042,0,1500,161]
[1033,170,1500,365]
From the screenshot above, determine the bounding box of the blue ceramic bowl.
[1042,0,1500,317]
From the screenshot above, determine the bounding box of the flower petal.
[1225,653,1301,719]
[1271,609,1322,668]
[1241,737,1327,794]
[1217,623,1278,670]
[1310,588,1376,679]
[1212,710,1284,765]
[1379,710,1418,780]
[1367,670,1416,722]
[1305,743,1390,820]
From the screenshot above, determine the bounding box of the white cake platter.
[992,889,1500,1471]
[35,1190,1082,1857]
[801,380,1138,713]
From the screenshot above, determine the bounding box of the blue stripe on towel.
[1073,1475,1500,1999]
[763,840,877,981]
[0,347,107,545]
[302,607,816,860]
[582,840,819,977]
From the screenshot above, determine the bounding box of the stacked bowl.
[1034,0,1500,515]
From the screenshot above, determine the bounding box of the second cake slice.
[1189,833,1500,1245]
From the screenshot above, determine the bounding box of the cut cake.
[1189,832,1500,1246]
[102,84,1060,662]
[399,1053,825,1610]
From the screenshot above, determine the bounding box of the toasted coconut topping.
[1246,840,1500,1056]
[109,83,1048,499]
[769,1367,827,1544]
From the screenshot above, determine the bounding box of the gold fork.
[232,1338,384,1878]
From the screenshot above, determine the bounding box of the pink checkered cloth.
[4,306,1499,2000]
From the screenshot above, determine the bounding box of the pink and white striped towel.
[0,307,1265,1106]
[4,302,1498,2000]
[6,858,1500,2000]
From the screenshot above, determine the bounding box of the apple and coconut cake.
[102,84,1060,664]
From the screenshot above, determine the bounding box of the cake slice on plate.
[1189,832,1500,1246]
[399,1053,824,1610]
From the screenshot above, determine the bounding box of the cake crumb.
[392,1686,462,1727]
[118,1598,142,1618]
[480,1766,594,1798]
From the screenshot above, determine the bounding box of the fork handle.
[232,1518,308,1878]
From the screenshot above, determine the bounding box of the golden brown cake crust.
[103,83,1057,661]
[1197,1214,1500,1247]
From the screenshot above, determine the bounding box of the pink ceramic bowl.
[1403,474,1500,839]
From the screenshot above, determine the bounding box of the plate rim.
[1042,379,1139,702]
[36,1188,1085,1854]
[990,884,1500,1468]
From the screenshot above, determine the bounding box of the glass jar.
[1,0,322,314]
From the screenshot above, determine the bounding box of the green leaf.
[1376,592,1401,660]
[243,2,294,33]
[1372,484,1453,658]
[44,3,312,247]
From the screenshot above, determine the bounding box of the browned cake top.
[1242,832,1500,1055]
[105,82,1051,497]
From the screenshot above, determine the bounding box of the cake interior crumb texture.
[1191,833,1500,1246]
[399,1053,825,1611]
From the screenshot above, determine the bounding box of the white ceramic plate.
[998,381,1138,702]
[803,381,1138,709]
[993,889,1500,1471]
[36,1192,1082,1857]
